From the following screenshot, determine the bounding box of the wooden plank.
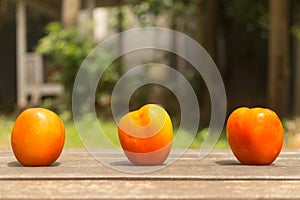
[0,179,300,199]
[1,149,300,180]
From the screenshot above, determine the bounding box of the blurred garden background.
[0,0,300,149]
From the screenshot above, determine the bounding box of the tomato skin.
[11,108,65,167]
[118,104,173,165]
[226,107,284,165]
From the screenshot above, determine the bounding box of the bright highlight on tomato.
[118,104,173,165]
[226,107,284,165]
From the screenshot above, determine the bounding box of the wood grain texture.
[1,149,300,180]
[0,180,300,200]
[1,149,300,199]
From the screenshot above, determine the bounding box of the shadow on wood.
[215,160,241,166]
[7,161,61,168]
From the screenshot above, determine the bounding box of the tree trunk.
[195,0,220,125]
[267,0,291,117]
[62,0,81,27]
[205,0,219,62]
[195,0,204,45]
[292,1,300,115]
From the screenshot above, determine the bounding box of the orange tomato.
[11,108,65,166]
[118,104,173,165]
[226,107,284,165]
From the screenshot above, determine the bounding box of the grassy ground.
[0,114,229,149]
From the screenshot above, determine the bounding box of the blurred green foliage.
[222,0,269,38]
[35,22,120,115]
[36,22,94,84]
[35,22,94,111]
[129,0,269,38]
[293,26,300,40]
[34,1,272,115]
[128,0,194,26]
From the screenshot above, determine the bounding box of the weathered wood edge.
[0,149,300,181]
[1,180,300,200]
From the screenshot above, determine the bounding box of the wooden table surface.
[1,148,300,199]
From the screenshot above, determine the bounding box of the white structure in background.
[77,7,108,41]
[77,8,93,37]
[16,0,64,107]
[93,8,108,42]
[25,53,64,105]
[16,0,26,107]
